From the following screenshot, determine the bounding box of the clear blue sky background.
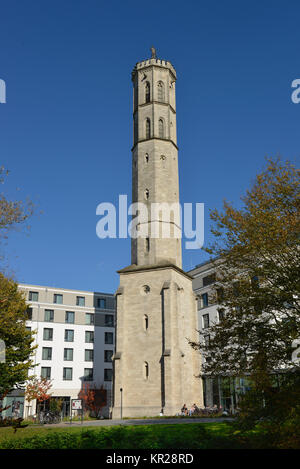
[0,0,299,293]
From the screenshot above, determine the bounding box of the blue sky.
[0,0,299,293]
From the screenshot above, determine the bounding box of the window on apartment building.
[84,368,94,381]
[76,296,85,307]
[85,331,94,343]
[218,308,225,322]
[42,347,52,360]
[26,326,31,333]
[85,313,94,325]
[105,332,113,344]
[105,314,114,327]
[216,287,224,303]
[104,350,113,363]
[104,369,113,381]
[64,348,73,361]
[97,298,106,309]
[41,367,51,379]
[65,311,75,324]
[64,329,74,342]
[63,367,73,381]
[201,293,209,308]
[202,273,216,287]
[53,293,63,304]
[26,307,33,320]
[44,309,54,322]
[251,275,260,289]
[85,349,94,362]
[43,328,53,341]
[202,314,210,329]
[29,291,39,302]
[204,335,210,347]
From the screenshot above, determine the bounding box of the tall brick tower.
[112,49,202,418]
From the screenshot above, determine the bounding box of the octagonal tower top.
[132,47,177,82]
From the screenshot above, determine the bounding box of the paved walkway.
[43,417,233,428]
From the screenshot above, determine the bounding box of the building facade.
[7,284,116,418]
[112,51,202,418]
[190,262,254,412]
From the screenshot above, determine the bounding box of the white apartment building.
[8,284,116,419]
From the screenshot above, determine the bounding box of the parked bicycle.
[39,410,61,424]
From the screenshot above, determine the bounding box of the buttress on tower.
[112,50,202,418]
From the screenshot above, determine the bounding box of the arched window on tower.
[157,81,164,102]
[146,118,151,139]
[158,119,164,139]
[145,82,150,103]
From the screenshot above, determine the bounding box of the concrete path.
[43,417,233,428]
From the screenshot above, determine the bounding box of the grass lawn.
[0,422,267,449]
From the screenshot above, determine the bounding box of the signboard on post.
[71,399,82,411]
[70,399,83,424]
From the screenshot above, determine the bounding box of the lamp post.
[120,388,123,419]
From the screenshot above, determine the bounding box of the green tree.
[190,158,300,391]
[0,167,36,399]
[0,274,36,398]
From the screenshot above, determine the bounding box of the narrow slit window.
[146,118,151,139]
[158,119,164,138]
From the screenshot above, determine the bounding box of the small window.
[105,315,114,327]
[26,326,31,333]
[97,298,106,309]
[85,349,94,362]
[158,119,164,138]
[54,294,63,304]
[204,335,210,347]
[216,288,224,303]
[203,274,216,287]
[42,347,52,360]
[144,314,149,331]
[218,309,225,322]
[104,369,113,381]
[65,311,75,324]
[64,329,74,342]
[251,276,259,288]
[63,367,73,381]
[44,309,54,322]
[29,291,39,302]
[143,362,149,380]
[64,348,73,361]
[76,296,85,307]
[26,307,33,320]
[104,350,113,363]
[146,238,150,252]
[84,368,94,381]
[105,332,113,344]
[145,82,150,103]
[201,293,209,308]
[146,118,151,139]
[202,314,210,329]
[85,313,94,325]
[145,153,149,163]
[41,367,51,379]
[144,189,149,200]
[85,331,94,343]
[43,328,53,341]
